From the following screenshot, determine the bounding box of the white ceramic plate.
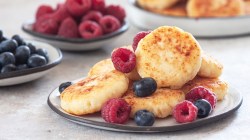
[0,40,62,86]
[22,20,129,51]
[128,0,250,37]
[47,78,242,133]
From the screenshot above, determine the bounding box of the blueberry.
[12,35,26,46]
[133,77,157,97]
[0,30,2,39]
[0,39,18,53]
[0,36,7,43]
[36,48,49,61]
[17,64,28,70]
[1,64,17,73]
[15,45,31,64]
[0,52,15,66]
[194,99,212,118]
[27,43,36,54]
[134,110,155,126]
[59,82,72,93]
[27,54,47,68]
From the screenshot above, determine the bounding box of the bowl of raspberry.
[22,0,129,51]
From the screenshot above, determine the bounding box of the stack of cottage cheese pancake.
[60,26,228,120]
[137,0,250,17]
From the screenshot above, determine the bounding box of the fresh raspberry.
[35,5,54,20]
[99,15,121,34]
[105,5,126,23]
[78,20,103,39]
[101,98,131,124]
[132,31,151,51]
[58,17,79,38]
[92,0,105,12]
[173,100,198,123]
[185,86,217,109]
[81,11,103,23]
[34,14,59,35]
[111,48,136,73]
[52,4,71,23]
[66,0,92,17]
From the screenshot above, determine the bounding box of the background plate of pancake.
[47,79,242,133]
[128,0,250,37]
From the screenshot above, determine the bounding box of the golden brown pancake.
[135,26,202,89]
[123,85,185,118]
[244,1,250,15]
[187,0,245,17]
[60,70,129,115]
[137,0,180,10]
[149,2,187,17]
[198,53,223,78]
[181,76,228,101]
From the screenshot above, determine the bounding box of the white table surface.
[0,0,250,139]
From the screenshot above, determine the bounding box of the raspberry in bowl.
[22,0,129,51]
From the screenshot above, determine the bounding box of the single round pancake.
[137,0,180,10]
[88,46,141,81]
[244,1,250,15]
[135,26,202,89]
[148,1,187,17]
[187,0,245,17]
[123,87,185,118]
[88,58,141,81]
[198,53,223,78]
[181,76,228,101]
[60,70,129,115]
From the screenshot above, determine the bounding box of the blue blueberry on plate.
[17,64,28,70]
[134,110,155,126]
[59,82,72,93]
[36,48,49,61]
[1,64,17,73]
[0,39,18,53]
[0,52,15,66]
[27,43,36,54]
[133,77,157,97]
[15,45,31,64]
[27,54,47,68]
[194,99,212,118]
[12,34,26,46]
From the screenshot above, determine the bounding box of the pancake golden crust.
[88,58,141,81]
[137,0,180,10]
[198,53,223,78]
[181,76,228,101]
[123,87,185,118]
[244,1,250,15]
[148,1,187,17]
[135,26,202,89]
[187,0,245,17]
[60,70,129,115]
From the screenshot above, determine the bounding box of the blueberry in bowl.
[22,0,129,51]
[0,30,62,86]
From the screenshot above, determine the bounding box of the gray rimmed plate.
[128,0,250,38]
[22,20,129,51]
[0,40,62,86]
[47,78,243,133]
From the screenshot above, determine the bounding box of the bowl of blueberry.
[22,0,129,51]
[0,30,62,86]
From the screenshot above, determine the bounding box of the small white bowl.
[22,20,129,51]
[0,40,62,86]
[128,0,250,37]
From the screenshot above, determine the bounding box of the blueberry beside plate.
[0,40,62,86]
[22,20,129,51]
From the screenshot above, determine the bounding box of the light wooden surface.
[0,0,250,139]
